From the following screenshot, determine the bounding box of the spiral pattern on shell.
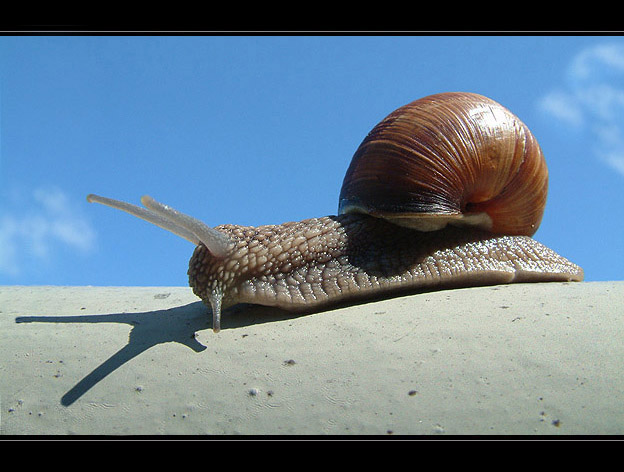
[338,92,548,236]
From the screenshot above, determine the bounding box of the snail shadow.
[14,301,299,407]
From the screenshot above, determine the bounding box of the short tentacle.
[208,288,223,333]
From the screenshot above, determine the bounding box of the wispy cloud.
[538,42,624,176]
[0,186,96,277]
[568,43,624,81]
[539,90,585,127]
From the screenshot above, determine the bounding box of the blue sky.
[1,35,622,286]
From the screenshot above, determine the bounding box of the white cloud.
[539,42,624,177]
[568,43,624,82]
[575,84,624,122]
[538,90,584,127]
[0,186,96,277]
[604,152,624,176]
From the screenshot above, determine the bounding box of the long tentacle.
[140,195,232,258]
[87,194,233,258]
[87,194,200,244]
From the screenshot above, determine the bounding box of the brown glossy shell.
[338,92,548,236]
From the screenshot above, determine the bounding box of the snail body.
[88,92,583,332]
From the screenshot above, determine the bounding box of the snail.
[87,92,583,333]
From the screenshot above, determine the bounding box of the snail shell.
[87,92,583,333]
[339,92,548,235]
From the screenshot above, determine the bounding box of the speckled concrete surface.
[1,282,622,435]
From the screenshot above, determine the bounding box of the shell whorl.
[338,92,548,236]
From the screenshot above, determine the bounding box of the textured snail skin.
[188,214,583,330]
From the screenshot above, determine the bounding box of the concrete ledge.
[1,282,623,435]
